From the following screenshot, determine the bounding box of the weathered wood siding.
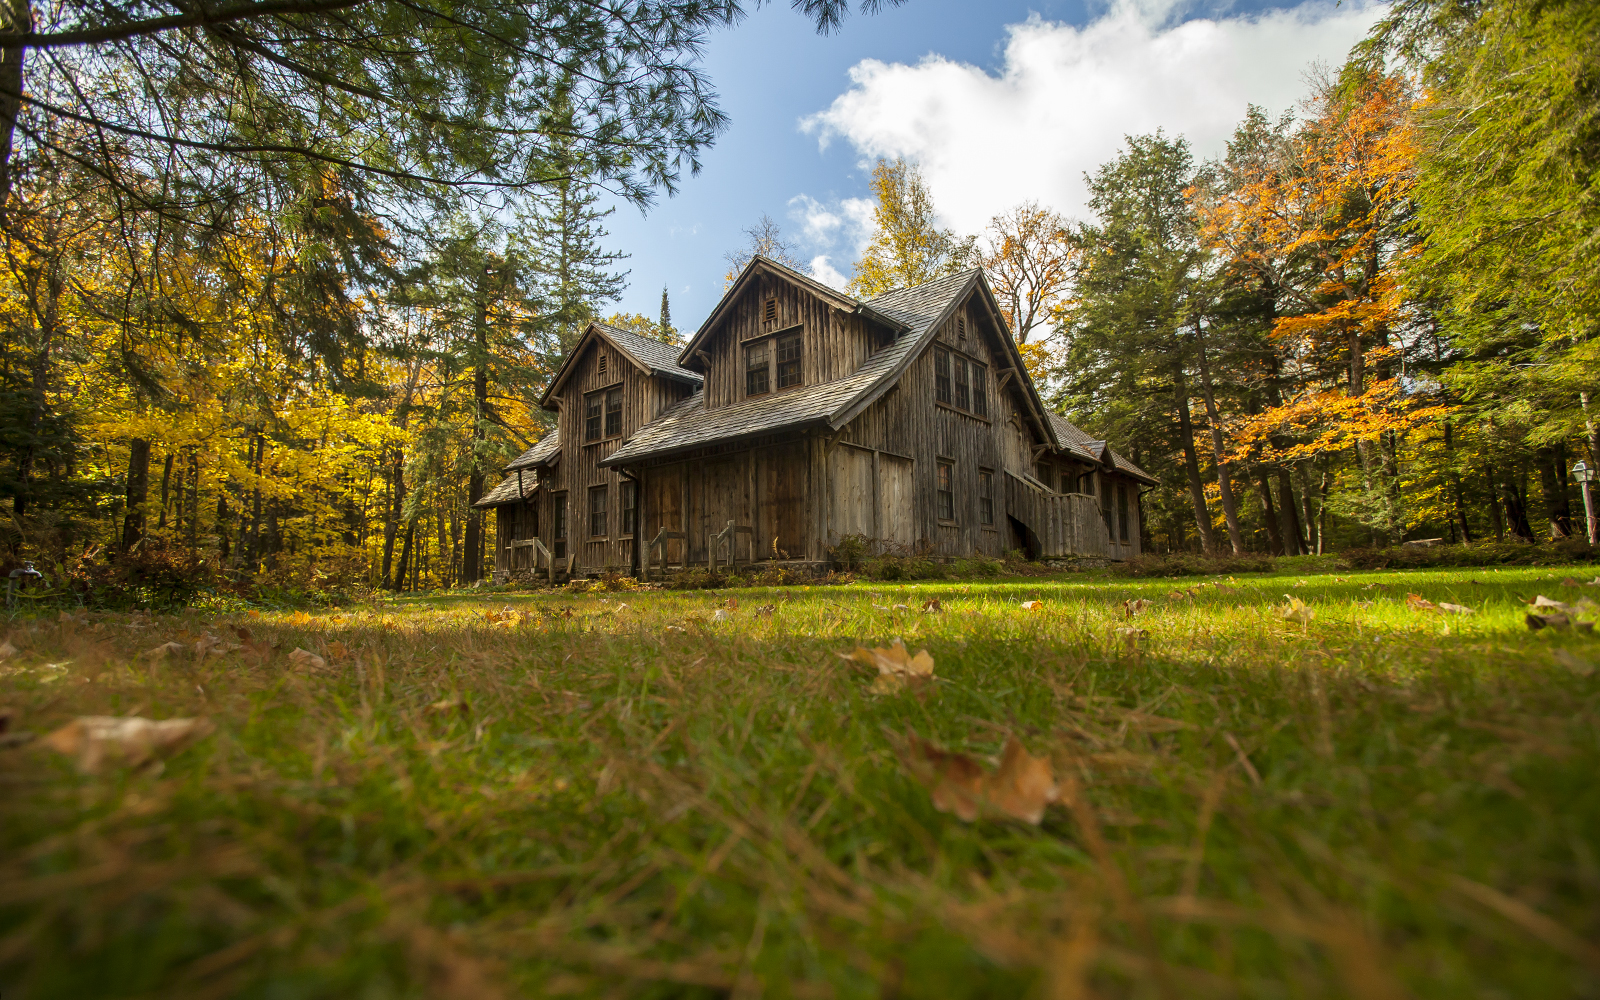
[828,289,1048,558]
[636,438,810,566]
[693,271,884,410]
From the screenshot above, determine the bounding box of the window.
[777,333,803,388]
[621,481,637,536]
[584,393,602,442]
[604,388,623,437]
[971,364,987,417]
[764,297,777,323]
[954,356,970,411]
[1117,484,1129,542]
[1100,475,1114,536]
[589,485,608,538]
[935,348,952,404]
[746,341,770,396]
[937,461,955,522]
[552,493,567,559]
[979,470,994,525]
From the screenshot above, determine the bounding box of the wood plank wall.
[695,272,883,409]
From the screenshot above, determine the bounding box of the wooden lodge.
[476,257,1156,581]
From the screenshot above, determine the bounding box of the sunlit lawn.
[3,563,1599,999]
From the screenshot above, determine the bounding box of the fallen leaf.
[427,697,469,716]
[1114,627,1148,645]
[1526,612,1594,633]
[755,604,776,616]
[922,598,943,613]
[725,597,738,609]
[613,603,629,613]
[144,641,185,661]
[901,733,1059,824]
[1563,578,1582,588]
[1167,590,1192,601]
[664,625,686,633]
[42,715,214,774]
[328,640,350,660]
[839,638,935,694]
[1533,595,1577,614]
[1438,602,1475,615]
[1281,597,1315,625]
[1124,598,1151,617]
[892,603,910,611]
[194,634,223,660]
[1406,593,1439,612]
[233,626,253,643]
[712,609,731,623]
[0,639,16,661]
[1020,600,1043,610]
[287,647,326,669]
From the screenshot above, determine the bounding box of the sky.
[601,0,1384,329]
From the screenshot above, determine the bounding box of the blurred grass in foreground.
[3,564,1599,999]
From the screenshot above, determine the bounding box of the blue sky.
[601,0,1382,328]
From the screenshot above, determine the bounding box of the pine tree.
[659,286,674,341]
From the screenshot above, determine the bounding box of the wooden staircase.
[1004,472,1111,559]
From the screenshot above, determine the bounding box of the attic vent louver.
[957,315,967,339]
[764,298,777,323]
[598,354,607,376]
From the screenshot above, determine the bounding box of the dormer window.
[746,341,770,396]
[935,346,987,419]
[776,333,803,388]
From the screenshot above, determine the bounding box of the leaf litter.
[42,716,215,774]
[837,638,935,695]
[898,731,1059,824]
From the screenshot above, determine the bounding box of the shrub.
[1113,552,1275,578]
[1340,538,1599,570]
[827,534,871,571]
[67,540,218,610]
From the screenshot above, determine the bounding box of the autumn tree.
[724,215,808,285]
[979,202,1075,344]
[847,157,975,298]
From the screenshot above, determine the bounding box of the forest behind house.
[1,0,1595,603]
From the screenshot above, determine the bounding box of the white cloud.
[800,0,1382,235]
[809,255,851,291]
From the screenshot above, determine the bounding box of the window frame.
[584,392,603,442]
[604,387,623,438]
[933,345,988,420]
[620,481,637,537]
[776,331,803,389]
[979,469,995,527]
[588,484,608,539]
[551,492,567,560]
[936,459,956,524]
[745,340,770,397]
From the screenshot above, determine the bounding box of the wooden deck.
[1004,471,1111,558]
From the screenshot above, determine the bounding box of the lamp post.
[1574,460,1598,545]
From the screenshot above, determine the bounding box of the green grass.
[3,564,1599,999]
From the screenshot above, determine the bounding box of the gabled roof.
[1047,412,1158,485]
[505,432,560,471]
[476,468,538,507]
[677,255,908,367]
[602,268,1056,467]
[538,320,701,409]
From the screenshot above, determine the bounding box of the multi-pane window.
[979,470,994,525]
[589,485,608,538]
[971,364,987,417]
[954,356,970,410]
[934,348,952,405]
[552,493,567,559]
[937,461,955,522]
[621,481,637,536]
[1100,475,1114,536]
[777,333,803,389]
[935,346,987,417]
[1117,484,1129,542]
[584,393,602,442]
[604,388,623,437]
[746,341,769,396]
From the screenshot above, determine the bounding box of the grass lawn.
[3,563,1600,999]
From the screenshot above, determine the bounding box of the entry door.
[828,445,875,544]
[878,455,915,551]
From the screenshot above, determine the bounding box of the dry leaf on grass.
[838,638,934,694]
[1114,626,1148,646]
[1124,598,1151,617]
[922,598,942,613]
[1168,589,1195,601]
[42,715,214,774]
[711,609,731,623]
[1525,613,1595,633]
[1532,594,1575,613]
[1281,597,1315,625]
[1406,593,1439,612]
[1439,602,1475,614]
[144,641,185,661]
[1561,577,1582,587]
[328,640,351,661]
[194,634,224,661]
[427,697,470,716]
[288,647,326,669]
[899,732,1059,824]
[1020,600,1043,610]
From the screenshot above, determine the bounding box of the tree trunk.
[463,271,491,583]
[157,451,174,529]
[1276,469,1307,555]
[247,434,266,565]
[1255,468,1284,555]
[395,515,418,592]
[1540,445,1572,539]
[1442,417,1471,543]
[1194,331,1243,554]
[1503,463,1535,540]
[1174,372,1216,555]
[381,449,404,589]
[0,0,30,215]
[121,438,151,552]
